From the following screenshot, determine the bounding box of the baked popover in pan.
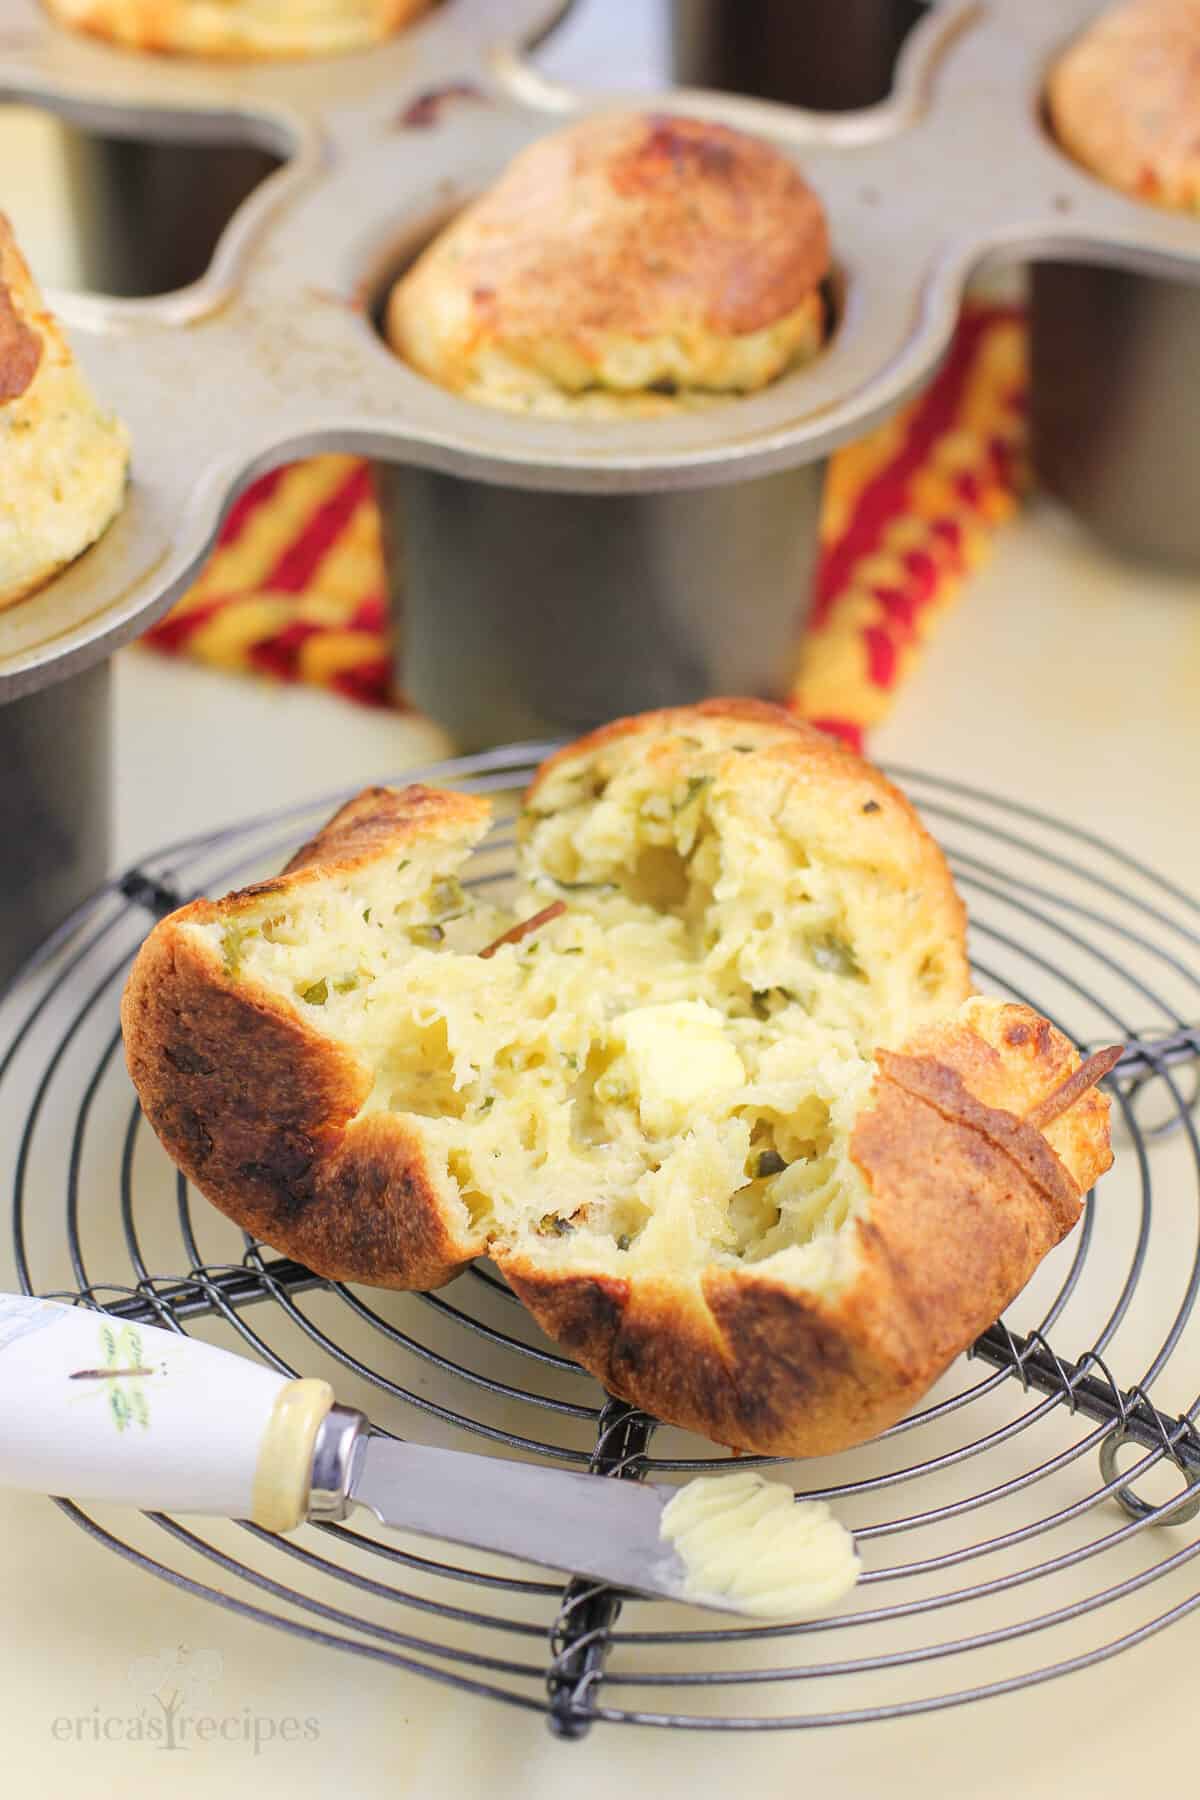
[386,113,831,418]
[41,0,436,59]
[0,214,129,612]
[1048,0,1200,212]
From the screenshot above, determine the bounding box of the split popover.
[42,0,435,58]
[386,113,831,417]
[122,704,1117,1457]
[0,214,129,613]
[1048,0,1200,211]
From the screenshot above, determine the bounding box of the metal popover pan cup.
[0,661,109,992]
[1030,261,1200,568]
[1027,7,1200,569]
[378,461,826,748]
[5,0,1200,744]
[667,0,928,112]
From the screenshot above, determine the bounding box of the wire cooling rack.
[2,744,1200,1738]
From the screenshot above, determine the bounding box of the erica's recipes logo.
[49,1645,320,1754]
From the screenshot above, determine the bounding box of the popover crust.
[0,273,41,404]
[387,113,831,414]
[1048,0,1200,210]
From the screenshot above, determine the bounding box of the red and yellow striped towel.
[143,304,1027,748]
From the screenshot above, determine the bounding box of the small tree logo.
[126,1646,222,1752]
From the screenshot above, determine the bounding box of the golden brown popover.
[121,703,1116,1457]
[386,113,830,416]
[41,0,435,58]
[1048,0,1200,210]
[0,214,129,613]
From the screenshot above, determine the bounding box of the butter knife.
[0,1293,781,1616]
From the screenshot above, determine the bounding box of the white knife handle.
[0,1294,336,1530]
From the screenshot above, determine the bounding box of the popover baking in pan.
[41,0,435,58]
[1048,0,1200,210]
[122,704,1117,1458]
[0,214,130,613]
[386,113,831,417]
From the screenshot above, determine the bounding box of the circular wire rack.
[3,744,1200,1738]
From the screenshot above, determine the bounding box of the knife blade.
[346,1433,692,1602]
[320,1411,860,1618]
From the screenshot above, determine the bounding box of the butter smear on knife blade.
[659,1472,860,1617]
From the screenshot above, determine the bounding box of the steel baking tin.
[3,0,1200,712]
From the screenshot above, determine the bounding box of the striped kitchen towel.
[143,303,1027,749]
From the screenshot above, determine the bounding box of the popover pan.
[2,0,1200,748]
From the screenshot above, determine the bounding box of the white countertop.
[3,1,1200,1787]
